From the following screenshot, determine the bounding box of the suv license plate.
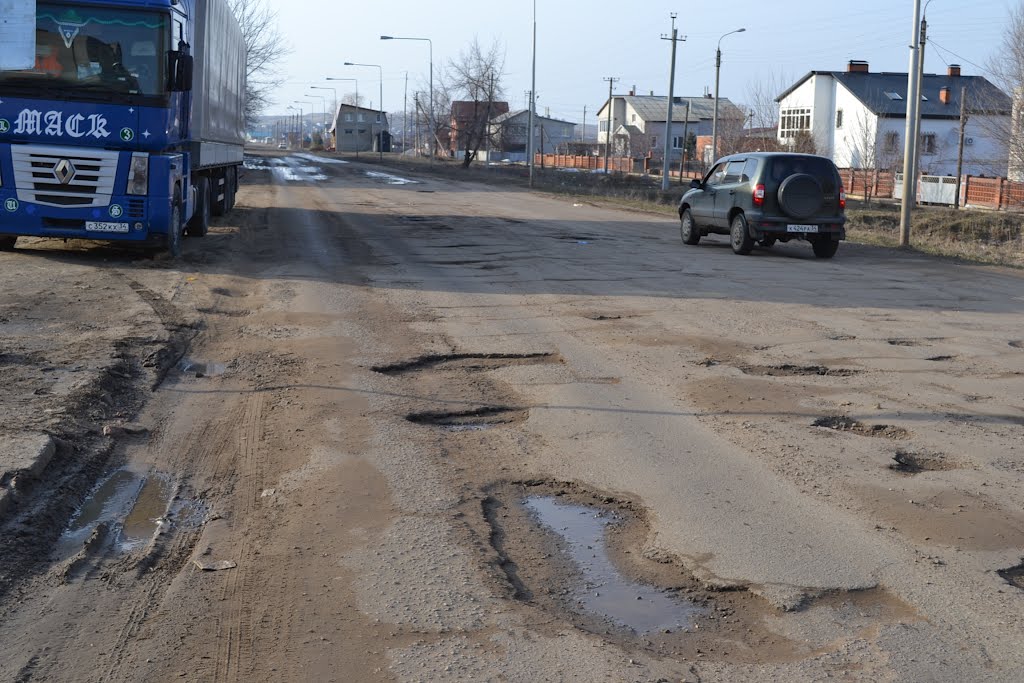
[85,221,130,233]
[787,224,819,233]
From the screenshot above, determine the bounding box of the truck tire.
[187,176,211,237]
[166,189,183,258]
[0,236,17,251]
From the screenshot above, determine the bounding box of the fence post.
[998,177,1006,210]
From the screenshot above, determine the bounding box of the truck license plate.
[787,224,819,233]
[85,221,130,233]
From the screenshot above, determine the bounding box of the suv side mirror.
[167,43,193,92]
[689,179,701,190]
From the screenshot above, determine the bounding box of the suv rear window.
[766,156,837,191]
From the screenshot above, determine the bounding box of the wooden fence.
[534,154,634,173]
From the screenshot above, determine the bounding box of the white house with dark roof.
[596,94,745,162]
[776,61,1012,176]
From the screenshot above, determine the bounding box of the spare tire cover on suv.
[777,173,823,219]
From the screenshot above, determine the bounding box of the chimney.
[628,88,635,96]
[847,60,869,73]
[948,64,961,77]
[940,86,952,104]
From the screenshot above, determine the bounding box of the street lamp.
[711,27,746,166]
[345,61,385,160]
[528,0,537,187]
[381,35,433,162]
[326,77,359,157]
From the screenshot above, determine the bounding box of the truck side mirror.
[167,45,193,92]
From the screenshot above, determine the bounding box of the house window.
[884,131,900,152]
[884,92,904,101]
[631,114,637,123]
[780,107,811,139]
[651,136,658,148]
[672,136,684,149]
[358,129,367,134]
[344,114,353,122]
[836,109,844,129]
[921,133,937,155]
[376,114,382,123]
[344,129,354,135]
[599,120,609,132]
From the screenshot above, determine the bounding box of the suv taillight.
[839,184,846,210]
[753,183,765,207]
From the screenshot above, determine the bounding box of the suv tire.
[730,213,754,255]
[811,236,839,259]
[778,173,824,219]
[679,208,700,245]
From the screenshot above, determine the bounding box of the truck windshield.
[0,4,168,100]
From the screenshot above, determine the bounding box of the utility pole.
[660,14,684,191]
[603,76,619,174]
[899,0,924,248]
[955,86,968,209]
[581,106,586,143]
[912,14,928,173]
[403,72,408,155]
[528,0,537,187]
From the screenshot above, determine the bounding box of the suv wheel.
[811,236,839,259]
[679,208,700,245]
[730,213,754,255]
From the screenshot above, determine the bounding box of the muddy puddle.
[366,171,418,185]
[54,468,174,562]
[178,358,227,377]
[524,496,704,633]
[295,152,348,165]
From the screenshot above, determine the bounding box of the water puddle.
[243,157,270,170]
[272,167,328,183]
[366,171,418,185]
[55,468,174,561]
[524,496,705,634]
[295,152,348,165]
[178,358,227,377]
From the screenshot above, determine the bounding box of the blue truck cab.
[0,0,247,255]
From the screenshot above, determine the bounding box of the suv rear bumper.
[749,216,846,241]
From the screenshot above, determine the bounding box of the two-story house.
[488,110,576,160]
[596,93,746,163]
[330,104,390,153]
[449,100,510,157]
[775,61,1012,176]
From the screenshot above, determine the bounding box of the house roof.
[451,100,510,119]
[490,109,576,126]
[777,71,1011,118]
[598,96,743,123]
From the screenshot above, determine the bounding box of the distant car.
[277,143,287,149]
[678,152,846,258]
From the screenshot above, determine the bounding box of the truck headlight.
[127,153,149,195]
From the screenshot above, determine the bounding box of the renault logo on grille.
[53,159,76,185]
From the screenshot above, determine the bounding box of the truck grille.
[11,145,119,209]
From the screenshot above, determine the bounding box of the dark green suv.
[678,153,846,258]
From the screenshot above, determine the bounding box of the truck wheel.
[812,236,839,259]
[679,208,700,245]
[187,176,211,237]
[730,213,754,255]
[0,236,17,251]
[166,190,183,258]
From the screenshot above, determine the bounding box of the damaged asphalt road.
[1,150,1023,682]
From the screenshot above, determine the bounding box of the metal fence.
[839,168,1024,211]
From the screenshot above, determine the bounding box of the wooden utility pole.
[955,86,968,209]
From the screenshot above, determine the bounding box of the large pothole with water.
[481,481,917,662]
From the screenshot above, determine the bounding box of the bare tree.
[744,72,791,152]
[447,38,506,167]
[227,0,290,126]
[986,2,1024,180]
[341,92,366,107]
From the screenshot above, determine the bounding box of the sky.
[263,0,1013,125]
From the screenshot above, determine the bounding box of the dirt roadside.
[0,151,1022,682]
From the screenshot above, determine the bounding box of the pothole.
[740,364,860,378]
[54,468,175,562]
[372,352,557,376]
[813,416,910,439]
[482,481,915,662]
[998,563,1024,590]
[177,358,227,377]
[406,406,528,430]
[1008,340,1022,349]
[887,339,924,347]
[925,355,957,362]
[584,314,622,321]
[889,450,960,474]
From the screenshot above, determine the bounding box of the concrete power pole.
[603,77,619,174]
[899,0,924,248]
[660,14,683,191]
[955,87,969,209]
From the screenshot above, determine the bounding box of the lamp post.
[345,62,385,160]
[711,27,745,167]
[326,77,359,157]
[381,35,433,163]
[291,103,305,148]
